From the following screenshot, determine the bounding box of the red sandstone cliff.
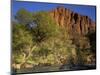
[49,6,96,36]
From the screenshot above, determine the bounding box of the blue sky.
[12,1,96,22]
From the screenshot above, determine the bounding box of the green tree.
[12,10,78,70]
[31,12,60,43]
[15,8,33,25]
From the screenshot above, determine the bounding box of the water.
[12,64,96,74]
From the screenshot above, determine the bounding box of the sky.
[12,1,96,22]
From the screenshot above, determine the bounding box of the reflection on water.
[12,64,96,74]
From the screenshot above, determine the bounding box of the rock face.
[49,6,96,36]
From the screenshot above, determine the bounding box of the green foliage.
[12,23,34,65]
[13,24,33,52]
[15,8,33,25]
[32,12,60,43]
[86,31,96,53]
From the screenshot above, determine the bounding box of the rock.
[24,64,33,68]
[86,54,96,64]
[49,6,96,36]
[12,63,21,70]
